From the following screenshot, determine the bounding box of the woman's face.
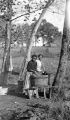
[39,55,43,60]
[32,56,37,61]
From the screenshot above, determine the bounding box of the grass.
[0,95,70,120]
[0,46,60,71]
[0,45,70,86]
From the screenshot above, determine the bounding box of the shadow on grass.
[7,84,29,99]
[7,84,50,99]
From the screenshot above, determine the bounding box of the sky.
[12,0,66,32]
[13,10,65,32]
[44,10,65,32]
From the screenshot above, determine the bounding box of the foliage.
[36,19,62,44]
[0,0,65,22]
[11,19,62,45]
[11,24,23,43]
[0,0,15,20]
[51,87,65,102]
[12,0,51,22]
[0,0,63,44]
[11,23,32,44]
[0,0,50,22]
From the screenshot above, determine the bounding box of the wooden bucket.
[35,75,48,87]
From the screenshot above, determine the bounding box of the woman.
[24,54,37,90]
[24,54,39,98]
[36,54,45,74]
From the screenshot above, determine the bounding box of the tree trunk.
[0,21,11,86]
[19,0,55,83]
[0,0,12,86]
[35,36,37,46]
[52,0,70,88]
[9,55,13,72]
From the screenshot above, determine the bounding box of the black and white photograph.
[0,0,70,120]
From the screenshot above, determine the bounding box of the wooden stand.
[28,74,51,99]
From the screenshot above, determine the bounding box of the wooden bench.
[35,75,50,99]
[28,74,51,99]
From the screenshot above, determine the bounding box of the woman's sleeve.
[41,62,45,71]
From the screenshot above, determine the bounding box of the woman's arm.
[41,62,45,72]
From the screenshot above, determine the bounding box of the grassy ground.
[0,94,70,120]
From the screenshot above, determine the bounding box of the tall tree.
[0,0,54,85]
[36,19,61,46]
[52,0,69,89]
[0,0,12,86]
[19,0,55,82]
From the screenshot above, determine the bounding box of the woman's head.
[38,54,43,60]
[31,54,37,61]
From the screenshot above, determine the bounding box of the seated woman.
[37,54,48,75]
[24,54,37,90]
[27,54,38,88]
[25,54,40,98]
[36,54,46,74]
[27,55,37,73]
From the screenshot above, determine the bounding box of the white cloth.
[24,72,31,89]
[36,59,42,72]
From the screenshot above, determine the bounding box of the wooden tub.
[35,75,49,87]
[32,75,49,99]
[28,74,51,99]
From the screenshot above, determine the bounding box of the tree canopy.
[11,19,62,46]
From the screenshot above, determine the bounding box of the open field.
[0,45,70,85]
[0,46,60,73]
[0,46,60,69]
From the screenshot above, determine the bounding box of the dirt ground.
[0,94,55,120]
[0,93,70,120]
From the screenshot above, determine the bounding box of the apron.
[24,72,32,89]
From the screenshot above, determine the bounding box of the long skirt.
[24,71,42,90]
[24,72,37,89]
[24,72,31,90]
